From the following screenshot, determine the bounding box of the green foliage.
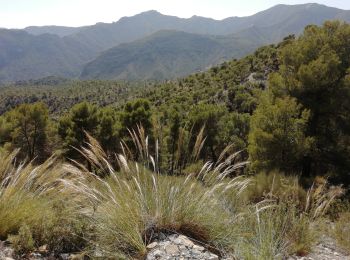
[187,104,227,161]
[0,80,137,115]
[120,99,153,136]
[242,171,306,204]
[0,102,50,161]
[270,21,350,179]
[95,106,120,155]
[58,102,99,158]
[249,96,311,173]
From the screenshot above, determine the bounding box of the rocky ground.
[0,241,84,260]
[1,233,349,260]
[146,233,224,260]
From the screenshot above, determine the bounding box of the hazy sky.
[1,0,350,29]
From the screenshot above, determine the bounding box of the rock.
[145,233,221,260]
[59,253,70,260]
[38,244,48,254]
[147,241,159,249]
[164,244,179,255]
[174,235,194,247]
[193,244,205,251]
[28,252,44,259]
[158,233,167,240]
[68,253,85,260]
[0,241,15,259]
[207,253,219,260]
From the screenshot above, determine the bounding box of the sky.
[1,0,350,29]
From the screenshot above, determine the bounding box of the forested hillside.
[0,80,145,115]
[80,30,264,80]
[1,21,349,183]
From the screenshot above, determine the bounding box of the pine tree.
[248,95,311,173]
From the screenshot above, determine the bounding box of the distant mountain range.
[1,3,350,82]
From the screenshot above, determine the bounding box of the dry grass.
[0,150,86,253]
[62,130,249,258]
[0,126,345,258]
[0,150,59,238]
[234,171,344,258]
[334,212,350,253]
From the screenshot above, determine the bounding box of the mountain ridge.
[1,3,350,82]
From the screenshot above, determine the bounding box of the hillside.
[24,25,82,37]
[30,4,350,48]
[1,3,350,82]
[0,29,95,82]
[80,30,264,80]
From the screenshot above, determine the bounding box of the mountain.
[1,3,350,82]
[0,29,95,82]
[80,30,264,80]
[61,4,350,50]
[25,26,82,37]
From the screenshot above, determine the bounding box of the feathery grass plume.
[64,130,250,258]
[0,149,86,253]
[0,150,57,238]
[304,178,345,219]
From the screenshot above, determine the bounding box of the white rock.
[174,235,194,247]
[165,244,179,255]
[193,244,205,252]
[147,242,159,249]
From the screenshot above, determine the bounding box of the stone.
[192,245,205,252]
[207,253,219,260]
[174,235,194,247]
[145,233,220,260]
[164,244,179,255]
[60,253,70,260]
[159,233,167,240]
[68,253,86,260]
[147,242,159,249]
[38,244,48,254]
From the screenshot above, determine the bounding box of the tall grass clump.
[0,150,86,254]
[234,171,344,259]
[63,129,250,258]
